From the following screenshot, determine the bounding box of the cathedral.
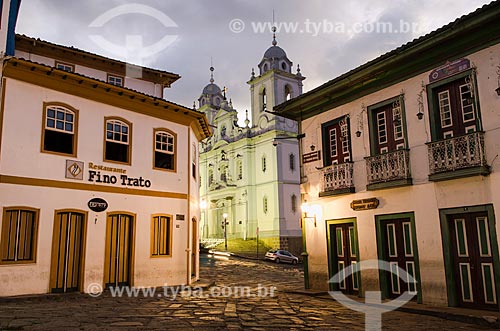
[198,31,304,253]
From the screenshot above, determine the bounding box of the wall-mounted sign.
[303,151,321,164]
[350,198,379,211]
[87,162,151,188]
[88,198,108,212]
[176,214,185,221]
[66,160,84,180]
[429,58,470,83]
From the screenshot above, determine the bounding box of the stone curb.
[284,289,500,328]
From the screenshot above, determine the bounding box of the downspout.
[298,109,310,289]
[186,128,192,285]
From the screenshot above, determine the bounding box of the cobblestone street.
[0,255,497,330]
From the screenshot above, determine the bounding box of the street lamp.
[222,213,228,251]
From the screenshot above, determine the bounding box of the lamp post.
[222,212,228,251]
[200,200,207,239]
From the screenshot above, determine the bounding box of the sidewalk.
[286,288,500,328]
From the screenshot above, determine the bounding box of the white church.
[198,31,304,253]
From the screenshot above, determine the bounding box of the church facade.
[198,35,303,253]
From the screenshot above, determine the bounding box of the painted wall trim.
[0,174,188,199]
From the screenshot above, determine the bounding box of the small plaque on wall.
[350,198,379,211]
[303,151,321,164]
[176,214,185,221]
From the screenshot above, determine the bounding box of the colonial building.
[0,18,210,295]
[275,2,500,311]
[198,33,303,253]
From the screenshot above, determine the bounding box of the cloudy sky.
[16,0,492,124]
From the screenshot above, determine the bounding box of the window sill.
[367,178,413,191]
[429,166,490,182]
[319,187,355,197]
[0,260,37,265]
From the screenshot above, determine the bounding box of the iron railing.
[427,131,487,174]
[322,162,354,192]
[365,149,411,185]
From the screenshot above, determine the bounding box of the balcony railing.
[321,162,354,194]
[427,131,488,175]
[365,149,411,186]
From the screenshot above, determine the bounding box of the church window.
[285,85,292,101]
[281,62,287,71]
[208,169,214,185]
[220,165,228,182]
[262,155,267,173]
[237,160,243,180]
[289,154,295,171]
[262,88,267,112]
[153,128,176,171]
[42,103,78,156]
[263,196,268,214]
[291,194,297,213]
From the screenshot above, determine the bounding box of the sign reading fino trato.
[66,160,152,188]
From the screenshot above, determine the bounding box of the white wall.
[0,77,197,296]
[300,43,500,305]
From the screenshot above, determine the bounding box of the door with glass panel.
[380,219,418,299]
[434,77,477,139]
[324,117,351,164]
[449,213,497,309]
[50,211,86,293]
[328,222,359,295]
[373,100,406,154]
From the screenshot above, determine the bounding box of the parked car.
[264,249,299,264]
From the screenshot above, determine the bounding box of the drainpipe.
[298,111,310,289]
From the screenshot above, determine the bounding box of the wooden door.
[329,223,359,294]
[434,77,477,139]
[50,211,86,293]
[104,213,134,288]
[373,101,405,154]
[325,118,350,164]
[191,218,197,278]
[449,212,498,309]
[380,219,418,298]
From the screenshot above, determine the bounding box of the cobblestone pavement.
[0,256,496,330]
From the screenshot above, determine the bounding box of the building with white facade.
[198,33,304,253]
[275,2,500,311]
[0,30,211,295]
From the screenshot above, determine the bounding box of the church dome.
[263,45,287,60]
[202,83,222,95]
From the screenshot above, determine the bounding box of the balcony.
[427,131,490,181]
[365,149,412,190]
[319,162,355,197]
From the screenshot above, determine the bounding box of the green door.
[328,222,359,295]
[449,212,498,310]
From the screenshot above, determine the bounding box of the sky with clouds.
[16,0,493,124]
